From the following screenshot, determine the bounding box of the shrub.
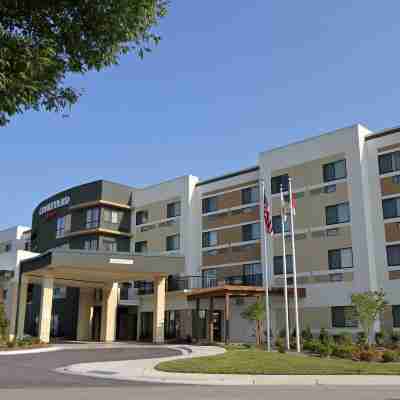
[275,337,286,353]
[0,303,9,342]
[356,332,367,345]
[6,340,15,348]
[335,332,353,345]
[332,344,355,359]
[314,342,332,358]
[301,326,313,341]
[359,348,378,362]
[319,328,329,344]
[390,330,400,345]
[382,350,397,363]
[375,330,385,346]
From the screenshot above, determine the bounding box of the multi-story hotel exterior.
[4,123,400,344]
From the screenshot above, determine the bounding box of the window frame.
[271,174,289,195]
[167,201,181,219]
[241,186,259,205]
[273,255,294,275]
[136,210,149,226]
[135,240,148,253]
[202,197,218,214]
[379,151,400,175]
[325,202,350,225]
[166,234,180,251]
[323,159,347,183]
[382,197,400,219]
[242,222,261,242]
[328,247,353,270]
[84,239,98,251]
[103,239,117,252]
[331,306,358,328]
[387,244,400,267]
[86,208,100,229]
[202,231,218,248]
[393,305,400,328]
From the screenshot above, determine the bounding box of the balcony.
[224,274,263,287]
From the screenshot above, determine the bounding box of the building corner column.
[77,288,93,341]
[100,283,118,342]
[16,275,29,340]
[153,276,166,344]
[38,277,54,343]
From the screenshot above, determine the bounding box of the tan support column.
[208,297,214,343]
[16,275,29,339]
[100,283,118,342]
[136,309,141,341]
[224,293,231,344]
[7,281,19,341]
[38,277,54,343]
[152,276,166,344]
[77,288,93,341]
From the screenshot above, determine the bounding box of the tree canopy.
[0,0,167,126]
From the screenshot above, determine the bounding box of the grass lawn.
[156,348,400,375]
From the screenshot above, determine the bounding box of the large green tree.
[0,0,167,126]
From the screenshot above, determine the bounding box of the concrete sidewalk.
[56,345,400,386]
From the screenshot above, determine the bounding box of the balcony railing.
[224,274,263,287]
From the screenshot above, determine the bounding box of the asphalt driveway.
[0,346,180,388]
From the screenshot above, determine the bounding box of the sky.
[2,1,400,230]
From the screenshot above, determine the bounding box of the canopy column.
[100,283,118,342]
[152,276,166,344]
[38,277,54,343]
[16,275,29,339]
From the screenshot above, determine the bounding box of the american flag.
[264,189,273,235]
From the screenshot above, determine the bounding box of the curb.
[0,346,64,355]
[55,345,400,386]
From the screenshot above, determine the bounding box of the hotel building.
[4,124,400,344]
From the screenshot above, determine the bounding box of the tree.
[241,298,265,345]
[0,303,9,342]
[0,0,167,126]
[351,290,387,345]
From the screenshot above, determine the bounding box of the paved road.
[0,347,180,388]
[0,347,400,399]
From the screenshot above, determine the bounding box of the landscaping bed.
[156,347,400,375]
[0,337,48,351]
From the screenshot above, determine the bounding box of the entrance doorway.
[116,306,137,341]
[211,310,222,342]
[92,306,102,341]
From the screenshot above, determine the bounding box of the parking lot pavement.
[0,346,180,388]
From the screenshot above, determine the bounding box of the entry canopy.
[20,249,185,288]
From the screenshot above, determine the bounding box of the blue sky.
[2,1,400,230]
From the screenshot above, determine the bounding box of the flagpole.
[280,184,290,351]
[289,178,301,353]
[260,179,271,352]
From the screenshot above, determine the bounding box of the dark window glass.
[242,223,260,241]
[202,231,217,248]
[387,244,400,266]
[331,306,358,328]
[242,187,259,205]
[393,305,400,328]
[202,197,218,213]
[325,202,350,225]
[271,174,289,195]
[273,255,293,275]
[135,241,148,253]
[323,159,347,182]
[328,248,353,270]
[167,201,181,218]
[166,234,180,251]
[136,210,148,225]
[272,215,290,233]
[382,198,400,219]
[378,151,400,175]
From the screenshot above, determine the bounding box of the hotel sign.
[109,258,134,265]
[39,196,70,216]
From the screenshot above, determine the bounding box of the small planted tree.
[241,299,265,345]
[351,290,387,345]
[0,303,9,343]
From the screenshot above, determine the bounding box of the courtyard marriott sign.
[39,196,71,216]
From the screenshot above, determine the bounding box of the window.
[326,202,350,225]
[271,174,289,195]
[103,209,121,224]
[53,287,67,299]
[167,201,181,218]
[202,269,217,288]
[136,210,148,226]
[166,234,180,251]
[393,175,400,185]
[0,242,12,253]
[84,239,98,251]
[202,197,218,213]
[328,248,353,270]
[103,240,117,252]
[202,231,218,248]
[242,186,259,205]
[387,244,400,266]
[383,197,400,219]
[379,151,400,175]
[86,208,100,228]
[323,159,347,182]
[393,305,400,328]
[272,215,291,234]
[273,255,293,275]
[242,223,260,241]
[56,216,65,238]
[244,263,262,276]
[135,241,148,253]
[331,306,358,328]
